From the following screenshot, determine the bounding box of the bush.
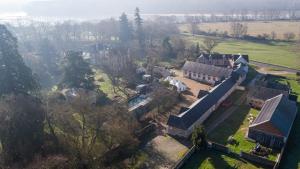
[97,76,105,82]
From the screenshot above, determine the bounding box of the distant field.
[183,34,300,69]
[180,21,300,40]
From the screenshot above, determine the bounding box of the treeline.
[184,9,300,24]
[188,21,300,42]
[0,22,148,169]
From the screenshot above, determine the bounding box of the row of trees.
[184,9,299,24]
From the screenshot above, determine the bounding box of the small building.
[153,66,172,78]
[247,75,290,109]
[142,74,152,82]
[164,76,187,92]
[61,88,98,104]
[136,84,149,94]
[136,67,147,74]
[248,94,297,149]
[182,61,233,85]
[197,53,249,68]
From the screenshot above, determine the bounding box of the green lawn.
[208,104,279,161]
[182,150,263,169]
[278,74,300,169]
[94,69,126,99]
[203,90,244,128]
[182,34,300,70]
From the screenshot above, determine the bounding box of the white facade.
[183,71,220,85]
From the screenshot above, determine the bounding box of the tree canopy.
[60,51,97,90]
[0,25,39,96]
[119,13,132,43]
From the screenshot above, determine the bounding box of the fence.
[240,151,276,168]
[210,142,230,154]
[172,141,281,169]
[172,146,196,169]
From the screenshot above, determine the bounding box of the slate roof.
[248,86,288,101]
[182,61,232,78]
[167,75,237,130]
[199,54,249,62]
[249,79,290,101]
[250,94,298,137]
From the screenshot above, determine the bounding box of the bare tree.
[150,84,178,120]
[189,22,199,36]
[230,22,248,38]
[201,37,219,54]
[46,90,139,168]
[271,31,277,40]
[284,32,296,41]
[101,47,138,100]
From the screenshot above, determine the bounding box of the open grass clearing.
[208,104,279,161]
[94,69,127,99]
[182,149,263,169]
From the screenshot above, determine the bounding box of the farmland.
[180,21,300,40]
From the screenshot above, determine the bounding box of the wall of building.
[167,126,190,138]
[184,71,219,85]
[186,105,217,136]
[248,128,284,149]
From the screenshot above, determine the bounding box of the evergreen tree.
[134,7,145,53]
[0,25,39,96]
[0,25,44,165]
[38,38,59,74]
[60,51,97,90]
[36,38,61,88]
[119,13,132,43]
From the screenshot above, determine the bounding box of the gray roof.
[199,54,249,62]
[250,94,298,137]
[182,61,232,78]
[248,86,289,101]
[167,75,237,130]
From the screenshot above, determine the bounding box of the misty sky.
[0,0,299,18]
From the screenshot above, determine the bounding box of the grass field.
[182,150,263,169]
[180,21,300,40]
[94,69,126,99]
[207,104,278,161]
[203,90,244,128]
[183,34,300,69]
